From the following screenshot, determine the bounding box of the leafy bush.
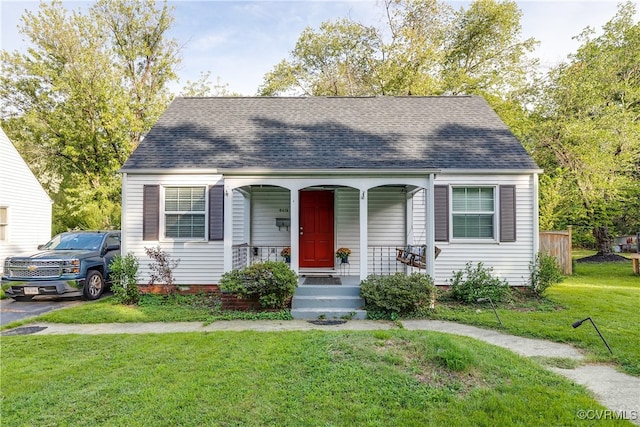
[360,273,435,316]
[529,252,564,296]
[218,261,298,309]
[110,253,140,304]
[449,262,511,303]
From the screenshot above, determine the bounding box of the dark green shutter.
[434,185,449,242]
[208,185,224,241]
[143,185,159,241]
[499,185,516,242]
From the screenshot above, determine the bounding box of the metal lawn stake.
[476,297,503,326]
[572,317,613,355]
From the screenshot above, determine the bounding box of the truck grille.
[7,260,62,279]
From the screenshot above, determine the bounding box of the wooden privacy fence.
[539,227,572,275]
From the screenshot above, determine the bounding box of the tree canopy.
[259,0,538,103]
[531,1,640,243]
[2,0,638,247]
[1,0,180,232]
[261,0,639,246]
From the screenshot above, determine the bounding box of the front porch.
[224,175,438,281]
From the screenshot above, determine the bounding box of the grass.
[0,293,292,331]
[1,330,627,426]
[423,251,640,376]
[3,250,638,378]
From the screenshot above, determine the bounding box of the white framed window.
[0,207,7,241]
[451,187,495,239]
[163,187,206,239]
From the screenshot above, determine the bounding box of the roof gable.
[122,96,539,172]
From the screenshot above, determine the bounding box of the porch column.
[426,174,435,278]
[290,189,299,274]
[532,173,540,258]
[223,183,234,273]
[359,189,368,281]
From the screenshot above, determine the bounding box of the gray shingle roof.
[121,96,539,172]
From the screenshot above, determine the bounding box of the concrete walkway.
[4,319,639,425]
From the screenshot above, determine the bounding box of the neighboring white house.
[120,96,542,289]
[0,127,52,272]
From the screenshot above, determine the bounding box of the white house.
[120,96,541,303]
[0,127,52,272]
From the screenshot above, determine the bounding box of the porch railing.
[232,244,426,276]
[370,246,408,276]
[232,244,250,270]
[232,244,291,267]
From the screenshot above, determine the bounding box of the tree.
[259,0,538,105]
[532,1,640,251]
[441,0,538,97]
[0,0,180,232]
[260,18,383,96]
[180,71,240,97]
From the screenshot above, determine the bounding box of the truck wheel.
[83,270,104,300]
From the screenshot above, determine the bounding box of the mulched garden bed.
[576,253,630,263]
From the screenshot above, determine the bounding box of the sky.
[0,0,633,96]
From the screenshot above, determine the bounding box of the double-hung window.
[452,187,495,239]
[164,187,206,239]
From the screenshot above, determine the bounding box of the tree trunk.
[592,226,613,256]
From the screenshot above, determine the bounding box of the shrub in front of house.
[218,261,298,309]
[110,253,141,305]
[449,262,511,303]
[360,272,436,317]
[529,252,564,296]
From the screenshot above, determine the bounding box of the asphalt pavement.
[0,297,85,326]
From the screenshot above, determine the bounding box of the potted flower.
[335,247,351,263]
[280,247,291,263]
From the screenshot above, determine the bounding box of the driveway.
[0,297,86,326]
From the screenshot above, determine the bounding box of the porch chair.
[396,245,441,269]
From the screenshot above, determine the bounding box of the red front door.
[299,190,334,268]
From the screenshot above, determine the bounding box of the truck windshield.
[43,233,105,251]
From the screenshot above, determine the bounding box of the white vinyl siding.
[250,187,291,249]
[123,174,225,285]
[0,128,52,273]
[368,187,405,246]
[410,190,427,245]
[335,188,359,270]
[431,174,535,286]
[123,173,536,287]
[233,190,249,245]
[368,187,406,275]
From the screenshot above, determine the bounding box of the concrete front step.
[290,308,367,320]
[294,285,361,297]
[292,295,365,309]
[291,284,366,319]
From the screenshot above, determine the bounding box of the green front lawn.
[4,252,638,378]
[426,255,640,376]
[0,293,292,331]
[1,330,626,426]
